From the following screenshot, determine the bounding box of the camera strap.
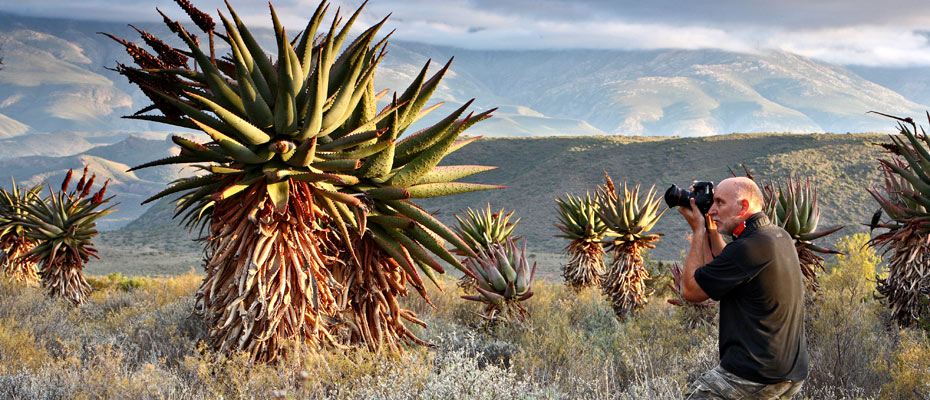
[704,218,718,259]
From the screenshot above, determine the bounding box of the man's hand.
[678,197,706,232]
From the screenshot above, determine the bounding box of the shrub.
[873,329,930,400]
[86,272,151,292]
[822,233,884,301]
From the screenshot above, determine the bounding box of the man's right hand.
[678,197,706,232]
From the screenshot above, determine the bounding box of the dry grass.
[0,234,927,399]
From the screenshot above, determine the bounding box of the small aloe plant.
[461,238,536,322]
[0,180,42,285]
[596,172,665,320]
[454,204,519,254]
[666,263,716,328]
[453,204,519,289]
[17,168,116,305]
[555,191,609,291]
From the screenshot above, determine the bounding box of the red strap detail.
[733,221,747,237]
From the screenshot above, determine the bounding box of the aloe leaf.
[129,155,201,172]
[294,1,328,82]
[171,136,231,163]
[228,26,274,129]
[406,183,505,198]
[394,100,474,165]
[184,90,272,145]
[366,187,410,200]
[357,109,399,179]
[414,165,498,185]
[172,21,245,116]
[385,199,475,258]
[266,179,290,214]
[225,0,277,95]
[386,120,466,188]
[189,120,270,164]
[142,174,220,204]
[317,128,386,152]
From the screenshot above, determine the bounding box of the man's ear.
[740,199,750,216]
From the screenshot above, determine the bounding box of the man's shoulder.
[745,224,792,244]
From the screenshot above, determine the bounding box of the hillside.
[119,133,890,267]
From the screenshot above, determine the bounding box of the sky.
[3,0,930,67]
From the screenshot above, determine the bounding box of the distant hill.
[125,133,891,262]
[0,131,93,159]
[0,12,927,138]
[0,135,189,229]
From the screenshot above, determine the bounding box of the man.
[678,177,808,399]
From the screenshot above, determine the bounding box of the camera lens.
[664,185,687,209]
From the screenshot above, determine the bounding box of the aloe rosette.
[460,238,536,322]
[555,192,608,290]
[109,0,501,360]
[17,168,115,305]
[0,180,42,285]
[867,113,930,326]
[762,175,844,292]
[596,174,665,320]
[454,204,519,254]
[453,204,518,289]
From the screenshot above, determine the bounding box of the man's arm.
[678,199,718,303]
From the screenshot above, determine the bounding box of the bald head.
[718,177,764,213]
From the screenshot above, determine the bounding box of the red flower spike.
[61,169,74,192]
[80,174,96,199]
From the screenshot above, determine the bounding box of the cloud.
[3,0,930,66]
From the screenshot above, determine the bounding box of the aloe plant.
[110,0,500,360]
[17,168,115,305]
[0,180,42,285]
[596,173,665,319]
[666,263,715,328]
[867,112,930,326]
[555,192,608,290]
[461,238,536,322]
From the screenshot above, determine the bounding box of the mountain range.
[0,11,923,231]
[3,12,930,139]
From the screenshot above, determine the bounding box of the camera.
[665,181,715,214]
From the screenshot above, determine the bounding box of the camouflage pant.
[684,366,804,400]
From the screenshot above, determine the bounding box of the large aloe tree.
[0,180,42,285]
[867,113,930,326]
[110,0,500,361]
